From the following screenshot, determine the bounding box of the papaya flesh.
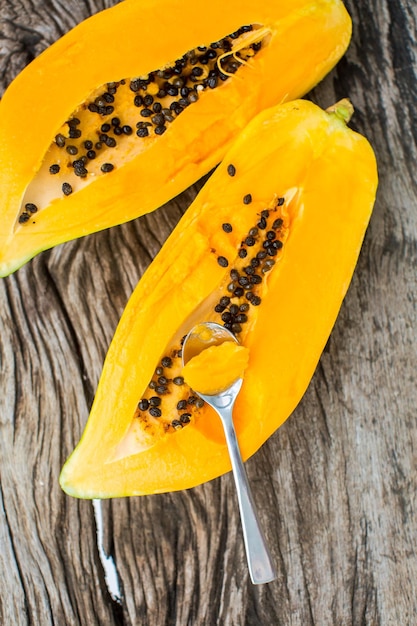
[0,0,351,276]
[182,339,250,395]
[59,99,378,499]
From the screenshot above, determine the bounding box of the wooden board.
[0,1,416,623]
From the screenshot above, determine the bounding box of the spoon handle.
[219,406,277,585]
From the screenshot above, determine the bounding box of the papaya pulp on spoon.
[182,340,250,396]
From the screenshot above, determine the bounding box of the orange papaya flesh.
[182,340,250,395]
[0,0,351,276]
[59,99,378,499]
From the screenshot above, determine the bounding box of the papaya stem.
[326,98,354,124]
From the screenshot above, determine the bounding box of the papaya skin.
[0,0,351,276]
[59,99,378,499]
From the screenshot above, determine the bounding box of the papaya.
[59,99,378,498]
[0,0,351,277]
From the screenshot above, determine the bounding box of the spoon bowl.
[182,322,276,585]
[182,321,238,363]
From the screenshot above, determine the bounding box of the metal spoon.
[182,322,277,585]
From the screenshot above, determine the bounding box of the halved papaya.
[0,0,351,276]
[59,99,378,498]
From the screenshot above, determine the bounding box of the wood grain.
[1,0,416,624]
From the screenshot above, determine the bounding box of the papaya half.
[59,99,378,498]
[0,0,352,276]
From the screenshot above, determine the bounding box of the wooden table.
[1,1,416,623]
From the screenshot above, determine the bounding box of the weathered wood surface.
[0,0,416,624]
